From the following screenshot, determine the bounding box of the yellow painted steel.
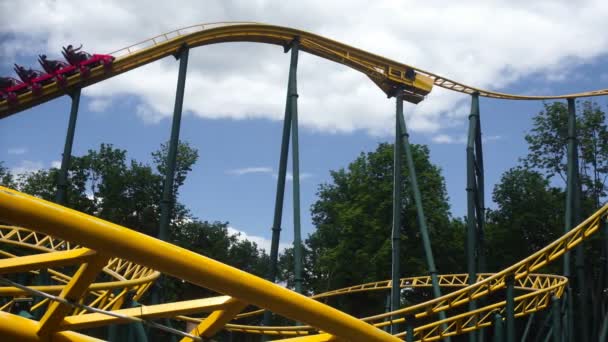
[0,186,399,341]
[0,224,159,315]
[3,22,607,119]
[61,296,234,330]
[38,255,109,336]
[0,190,604,341]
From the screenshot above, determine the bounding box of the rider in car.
[40,55,62,72]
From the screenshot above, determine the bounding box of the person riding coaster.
[63,44,91,64]
[0,77,17,90]
[13,64,43,83]
[39,54,66,73]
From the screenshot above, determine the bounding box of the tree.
[524,100,608,211]
[0,162,16,188]
[485,168,564,271]
[283,143,464,316]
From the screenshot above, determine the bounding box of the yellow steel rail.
[0,186,605,341]
[0,224,159,315]
[0,186,399,341]
[0,22,433,119]
[3,22,607,120]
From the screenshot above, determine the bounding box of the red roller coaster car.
[13,64,56,94]
[61,44,114,77]
[0,77,28,102]
[1,44,114,104]
[38,54,78,86]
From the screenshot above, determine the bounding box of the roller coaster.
[0,22,607,341]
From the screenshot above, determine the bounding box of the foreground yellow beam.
[182,299,247,341]
[0,311,104,342]
[62,296,234,330]
[0,187,398,342]
[0,248,95,275]
[38,255,109,337]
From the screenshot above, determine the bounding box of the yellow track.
[1,22,608,119]
[0,185,606,341]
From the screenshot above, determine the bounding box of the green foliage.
[281,142,464,315]
[524,100,608,208]
[166,220,269,302]
[485,168,564,271]
[0,162,16,188]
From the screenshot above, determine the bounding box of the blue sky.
[1,1,608,252]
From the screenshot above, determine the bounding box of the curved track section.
[2,22,608,120]
[0,186,606,341]
[0,225,159,315]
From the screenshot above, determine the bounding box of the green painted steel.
[406,323,414,342]
[263,38,299,329]
[521,312,535,342]
[473,97,486,274]
[466,93,481,342]
[600,312,608,342]
[567,98,588,342]
[552,296,560,342]
[506,275,515,342]
[289,40,303,295]
[55,89,81,205]
[493,313,504,342]
[158,45,189,242]
[397,102,450,341]
[391,90,404,334]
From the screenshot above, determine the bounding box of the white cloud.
[227,226,290,253]
[11,160,44,175]
[227,167,273,176]
[88,98,111,112]
[274,172,314,182]
[483,135,503,143]
[51,160,62,168]
[432,134,467,145]
[3,1,608,136]
[7,147,27,155]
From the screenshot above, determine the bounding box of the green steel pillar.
[390,90,404,334]
[158,45,189,242]
[405,322,414,342]
[55,88,81,205]
[493,313,504,342]
[466,93,481,342]
[521,313,535,342]
[397,100,450,341]
[505,275,515,342]
[289,39,303,295]
[551,296,561,342]
[564,98,587,342]
[600,312,608,342]
[263,38,299,328]
[474,98,486,275]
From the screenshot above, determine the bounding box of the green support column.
[564,98,587,342]
[290,40,303,295]
[405,322,414,342]
[521,313,535,342]
[600,312,608,342]
[158,45,189,242]
[397,101,450,341]
[55,88,81,205]
[473,99,486,274]
[390,91,404,334]
[493,313,503,342]
[263,38,299,328]
[505,275,515,342]
[551,296,561,342]
[466,93,480,342]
